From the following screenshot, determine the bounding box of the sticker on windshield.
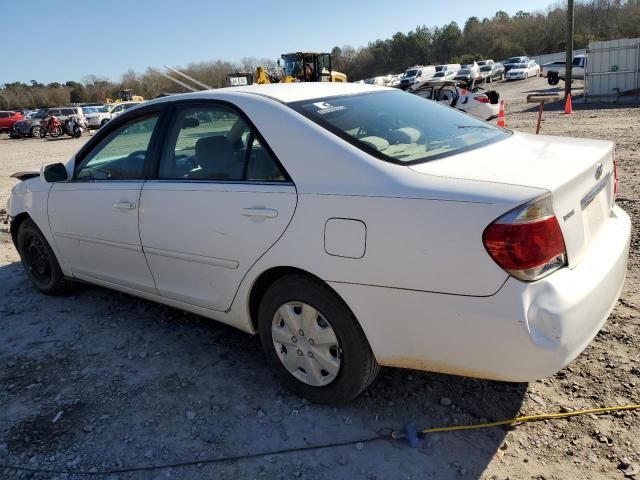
[312,101,347,115]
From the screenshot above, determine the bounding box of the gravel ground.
[0,78,639,480]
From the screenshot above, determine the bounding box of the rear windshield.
[480,65,492,71]
[289,90,510,165]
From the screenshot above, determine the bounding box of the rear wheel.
[49,126,62,138]
[258,274,379,404]
[30,125,42,138]
[100,118,109,127]
[17,219,68,295]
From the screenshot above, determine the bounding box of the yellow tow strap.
[392,403,640,439]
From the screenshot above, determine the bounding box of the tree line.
[1,0,639,109]
[332,0,640,80]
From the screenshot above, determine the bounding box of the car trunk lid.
[409,131,616,268]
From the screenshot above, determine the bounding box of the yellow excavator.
[104,89,144,104]
[228,52,347,86]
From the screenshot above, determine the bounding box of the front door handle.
[113,201,137,210]
[241,207,278,219]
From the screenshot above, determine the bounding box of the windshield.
[513,64,528,69]
[433,72,445,77]
[83,106,101,114]
[404,69,418,77]
[480,66,492,72]
[289,91,510,165]
[32,110,47,119]
[508,57,524,64]
[457,69,470,74]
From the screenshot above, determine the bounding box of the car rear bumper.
[329,205,630,382]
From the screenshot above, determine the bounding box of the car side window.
[0,112,8,118]
[49,109,61,116]
[158,105,286,182]
[74,115,159,181]
[62,108,75,116]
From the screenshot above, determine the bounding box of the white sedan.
[506,61,540,80]
[7,83,630,403]
[409,80,500,120]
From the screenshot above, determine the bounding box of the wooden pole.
[565,0,574,99]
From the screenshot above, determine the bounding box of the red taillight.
[483,196,567,281]
[474,96,490,103]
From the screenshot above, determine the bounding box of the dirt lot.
[0,78,639,480]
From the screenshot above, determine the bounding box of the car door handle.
[241,208,278,219]
[113,201,137,210]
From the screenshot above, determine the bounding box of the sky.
[1,0,551,85]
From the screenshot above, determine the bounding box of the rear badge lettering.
[563,209,575,222]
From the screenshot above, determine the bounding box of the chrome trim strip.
[143,246,239,270]
[54,232,142,252]
[581,174,610,210]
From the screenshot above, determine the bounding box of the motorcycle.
[39,115,63,138]
[64,115,89,138]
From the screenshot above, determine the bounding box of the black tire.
[548,75,560,86]
[17,219,68,295]
[258,274,379,404]
[100,118,109,127]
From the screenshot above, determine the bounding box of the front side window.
[290,90,510,165]
[75,115,158,180]
[158,105,286,182]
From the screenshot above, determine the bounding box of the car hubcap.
[32,126,40,136]
[26,234,51,283]
[271,302,341,386]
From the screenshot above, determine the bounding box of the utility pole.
[565,0,574,98]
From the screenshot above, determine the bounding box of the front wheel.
[258,274,379,404]
[17,219,68,295]
[49,126,62,138]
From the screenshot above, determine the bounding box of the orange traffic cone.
[497,100,506,127]
[564,93,572,114]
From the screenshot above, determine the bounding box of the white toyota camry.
[6,83,630,403]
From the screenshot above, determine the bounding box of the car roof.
[145,82,390,106]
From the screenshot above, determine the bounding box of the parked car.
[81,105,104,116]
[504,56,529,72]
[429,70,457,82]
[409,80,500,119]
[11,107,85,138]
[506,61,540,80]
[452,68,484,87]
[84,101,141,129]
[7,83,629,403]
[545,55,587,85]
[0,111,24,134]
[479,63,505,82]
[398,66,436,90]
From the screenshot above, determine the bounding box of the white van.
[399,65,436,89]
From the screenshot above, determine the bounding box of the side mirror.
[43,163,69,182]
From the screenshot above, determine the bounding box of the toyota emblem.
[595,163,603,181]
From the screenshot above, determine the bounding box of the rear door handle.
[113,201,137,210]
[241,207,278,219]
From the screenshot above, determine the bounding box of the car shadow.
[0,260,527,479]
